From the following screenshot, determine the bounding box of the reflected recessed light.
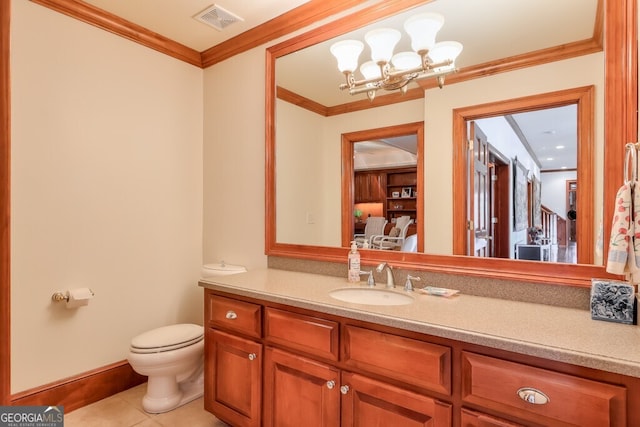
[555,145,565,149]
[543,130,557,135]
[561,166,567,169]
[546,157,553,161]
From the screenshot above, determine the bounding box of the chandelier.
[329,13,463,101]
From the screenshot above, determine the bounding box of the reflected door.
[468,122,492,257]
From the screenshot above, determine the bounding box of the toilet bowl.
[128,323,205,414]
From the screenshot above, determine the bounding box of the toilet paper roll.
[66,288,94,309]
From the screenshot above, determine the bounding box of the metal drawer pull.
[326,380,335,390]
[340,385,350,395]
[517,387,550,405]
[225,310,237,320]
[248,353,256,361]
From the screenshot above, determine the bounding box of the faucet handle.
[404,275,421,292]
[360,270,375,287]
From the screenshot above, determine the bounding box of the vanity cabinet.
[203,289,635,426]
[204,294,263,427]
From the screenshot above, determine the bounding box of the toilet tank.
[201,262,247,277]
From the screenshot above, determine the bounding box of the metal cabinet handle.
[340,385,350,395]
[248,353,256,361]
[225,310,237,320]
[326,380,336,390]
[517,387,549,405]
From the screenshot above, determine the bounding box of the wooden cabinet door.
[341,371,452,427]
[263,347,340,427]
[205,329,262,427]
[354,171,385,203]
[461,408,522,426]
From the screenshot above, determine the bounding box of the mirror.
[266,0,637,286]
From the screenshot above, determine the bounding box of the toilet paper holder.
[51,288,95,303]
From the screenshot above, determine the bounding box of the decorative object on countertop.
[590,279,637,324]
[418,286,460,298]
[348,241,361,282]
[606,142,640,284]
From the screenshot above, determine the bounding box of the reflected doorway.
[453,86,594,264]
[341,122,424,252]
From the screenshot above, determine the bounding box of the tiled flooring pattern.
[64,384,229,426]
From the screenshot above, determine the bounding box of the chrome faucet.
[404,275,421,292]
[359,270,375,287]
[376,262,395,289]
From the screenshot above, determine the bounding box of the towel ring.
[624,143,637,184]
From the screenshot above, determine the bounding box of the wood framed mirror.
[266,0,637,286]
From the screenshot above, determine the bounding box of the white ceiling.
[82,0,313,51]
[78,0,590,170]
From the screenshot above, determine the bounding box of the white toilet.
[128,323,205,414]
[129,262,246,413]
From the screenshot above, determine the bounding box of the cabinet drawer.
[207,294,261,339]
[461,352,626,426]
[461,408,522,426]
[264,308,339,361]
[343,325,451,395]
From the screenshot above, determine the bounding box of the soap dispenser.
[348,241,361,282]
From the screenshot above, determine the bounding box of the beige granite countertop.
[199,268,640,378]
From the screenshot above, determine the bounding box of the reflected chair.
[354,216,387,248]
[372,216,413,250]
[401,233,418,252]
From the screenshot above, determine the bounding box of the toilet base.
[141,366,204,414]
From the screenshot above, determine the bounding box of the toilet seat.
[131,324,204,354]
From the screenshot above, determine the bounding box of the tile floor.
[63,384,229,427]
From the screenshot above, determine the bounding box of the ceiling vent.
[193,4,244,31]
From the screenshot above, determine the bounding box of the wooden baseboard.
[10,360,146,412]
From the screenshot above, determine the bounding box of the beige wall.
[10,1,203,392]
[202,49,268,270]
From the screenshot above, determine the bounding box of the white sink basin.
[329,288,414,306]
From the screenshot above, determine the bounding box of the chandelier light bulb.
[391,51,421,71]
[365,28,401,64]
[330,40,364,73]
[404,13,444,53]
[428,41,463,71]
[359,61,381,80]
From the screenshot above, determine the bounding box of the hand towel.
[606,183,640,282]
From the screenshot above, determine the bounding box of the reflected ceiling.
[276,0,598,107]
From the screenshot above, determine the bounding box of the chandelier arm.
[349,85,380,96]
[413,67,458,83]
[349,75,385,89]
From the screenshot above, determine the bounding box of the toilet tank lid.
[131,324,203,349]
[203,263,247,273]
